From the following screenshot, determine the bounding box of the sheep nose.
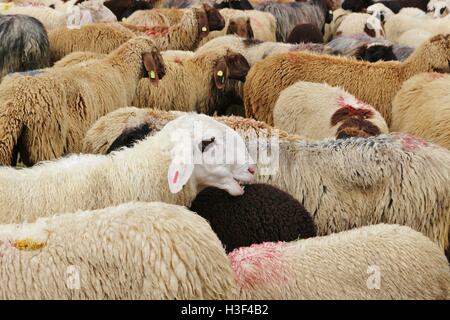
[248,166,256,174]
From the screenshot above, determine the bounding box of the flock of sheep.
[0,0,449,300]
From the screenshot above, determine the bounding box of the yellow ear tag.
[217,70,224,77]
[1,3,12,11]
[149,70,156,79]
[202,26,208,32]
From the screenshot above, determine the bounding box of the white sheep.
[83,109,450,253]
[0,201,235,299]
[273,81,389,140]
[231,224,450,299]
[391,72,450,150]
[0,37,165,166]
[384,9,450,46]
[0,114,255,224]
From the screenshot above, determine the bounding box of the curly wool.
[82,107,301,154]
[49,8,210,61]
[256,0,329,41]
[244,34,450,126]
[132,50,247,115]
[273,81,389,139]
[391,72,450,150]
[189,184,316,253]
[254,134,450,251]
[0,14,50,82]
[0,202,235,299]
[230,224,450,299]
[0,37,160,166]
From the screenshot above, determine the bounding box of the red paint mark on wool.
[429,72,445,80]
[336,96,375,114]
[393,133,429,151]
[145,26,170,37]
[229,242,287,288]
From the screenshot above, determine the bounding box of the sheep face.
[213,53,250,89]
[342,0,371,12]
[227,17,254,39]
[203,3,225,32]
[160,114,255,196]
[357,44,397,62]
[427,34,450,73]
[142,48,166,84]
[428,1,449,18]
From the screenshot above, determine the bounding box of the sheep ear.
[197,9,209,39]
[214,59,228,90]
[246,18,254,39]
[143,50,165,84]
[167,159,194,194]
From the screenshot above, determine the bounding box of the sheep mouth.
[234,178,249,188]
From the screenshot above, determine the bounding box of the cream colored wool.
[391,72,450,150]
[162,50,195,60]
[0,202,235,299]
[273,81,389,139]
[49,9,209,61]
[336,12,383,38]
[197,8,276,45]
[0,5,67,30]
[196,35,332,99]
[83,109,450,251]
[385,12,450,45]
[0,37,161,166]
[254,134,450,251]
[82,107,300,154]
[48,22,135,62]
[196,35,331,67]
[324,8,349,41]
[132,50,245,114]
[244,34,450,126]
[231,224,450,300]
[53,51,106,68]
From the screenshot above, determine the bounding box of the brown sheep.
[244,34,450,126]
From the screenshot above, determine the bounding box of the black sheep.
[342,0,428,13]
[214,0,254,10]
[0,14,50,81]
[104,0,152,21]
[286,23,324,44]
[189,184,317,253]
[356,44,398,62]
[106,123,152,154]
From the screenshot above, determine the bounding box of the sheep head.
[424,34,450,73]
[142,48,166,85]
[213,52,251,89]
[227,17,254,39]
[158,114,256,196]
[197,3,225,38]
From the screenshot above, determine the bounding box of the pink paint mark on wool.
[145,26,170,37]
[393,133,429,151]
[229,242,287,289]
[336,96,375,113]
[429,72,445,80]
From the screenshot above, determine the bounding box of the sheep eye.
[440,7,446,14]
[200,137,215,152]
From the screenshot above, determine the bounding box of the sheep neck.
[110,137,198,207]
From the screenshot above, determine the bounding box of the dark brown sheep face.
[226,18,254,39]
[213,53,250,89]
[142,48,166,85]
[225,53,250,82]
[203,3,225,32]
